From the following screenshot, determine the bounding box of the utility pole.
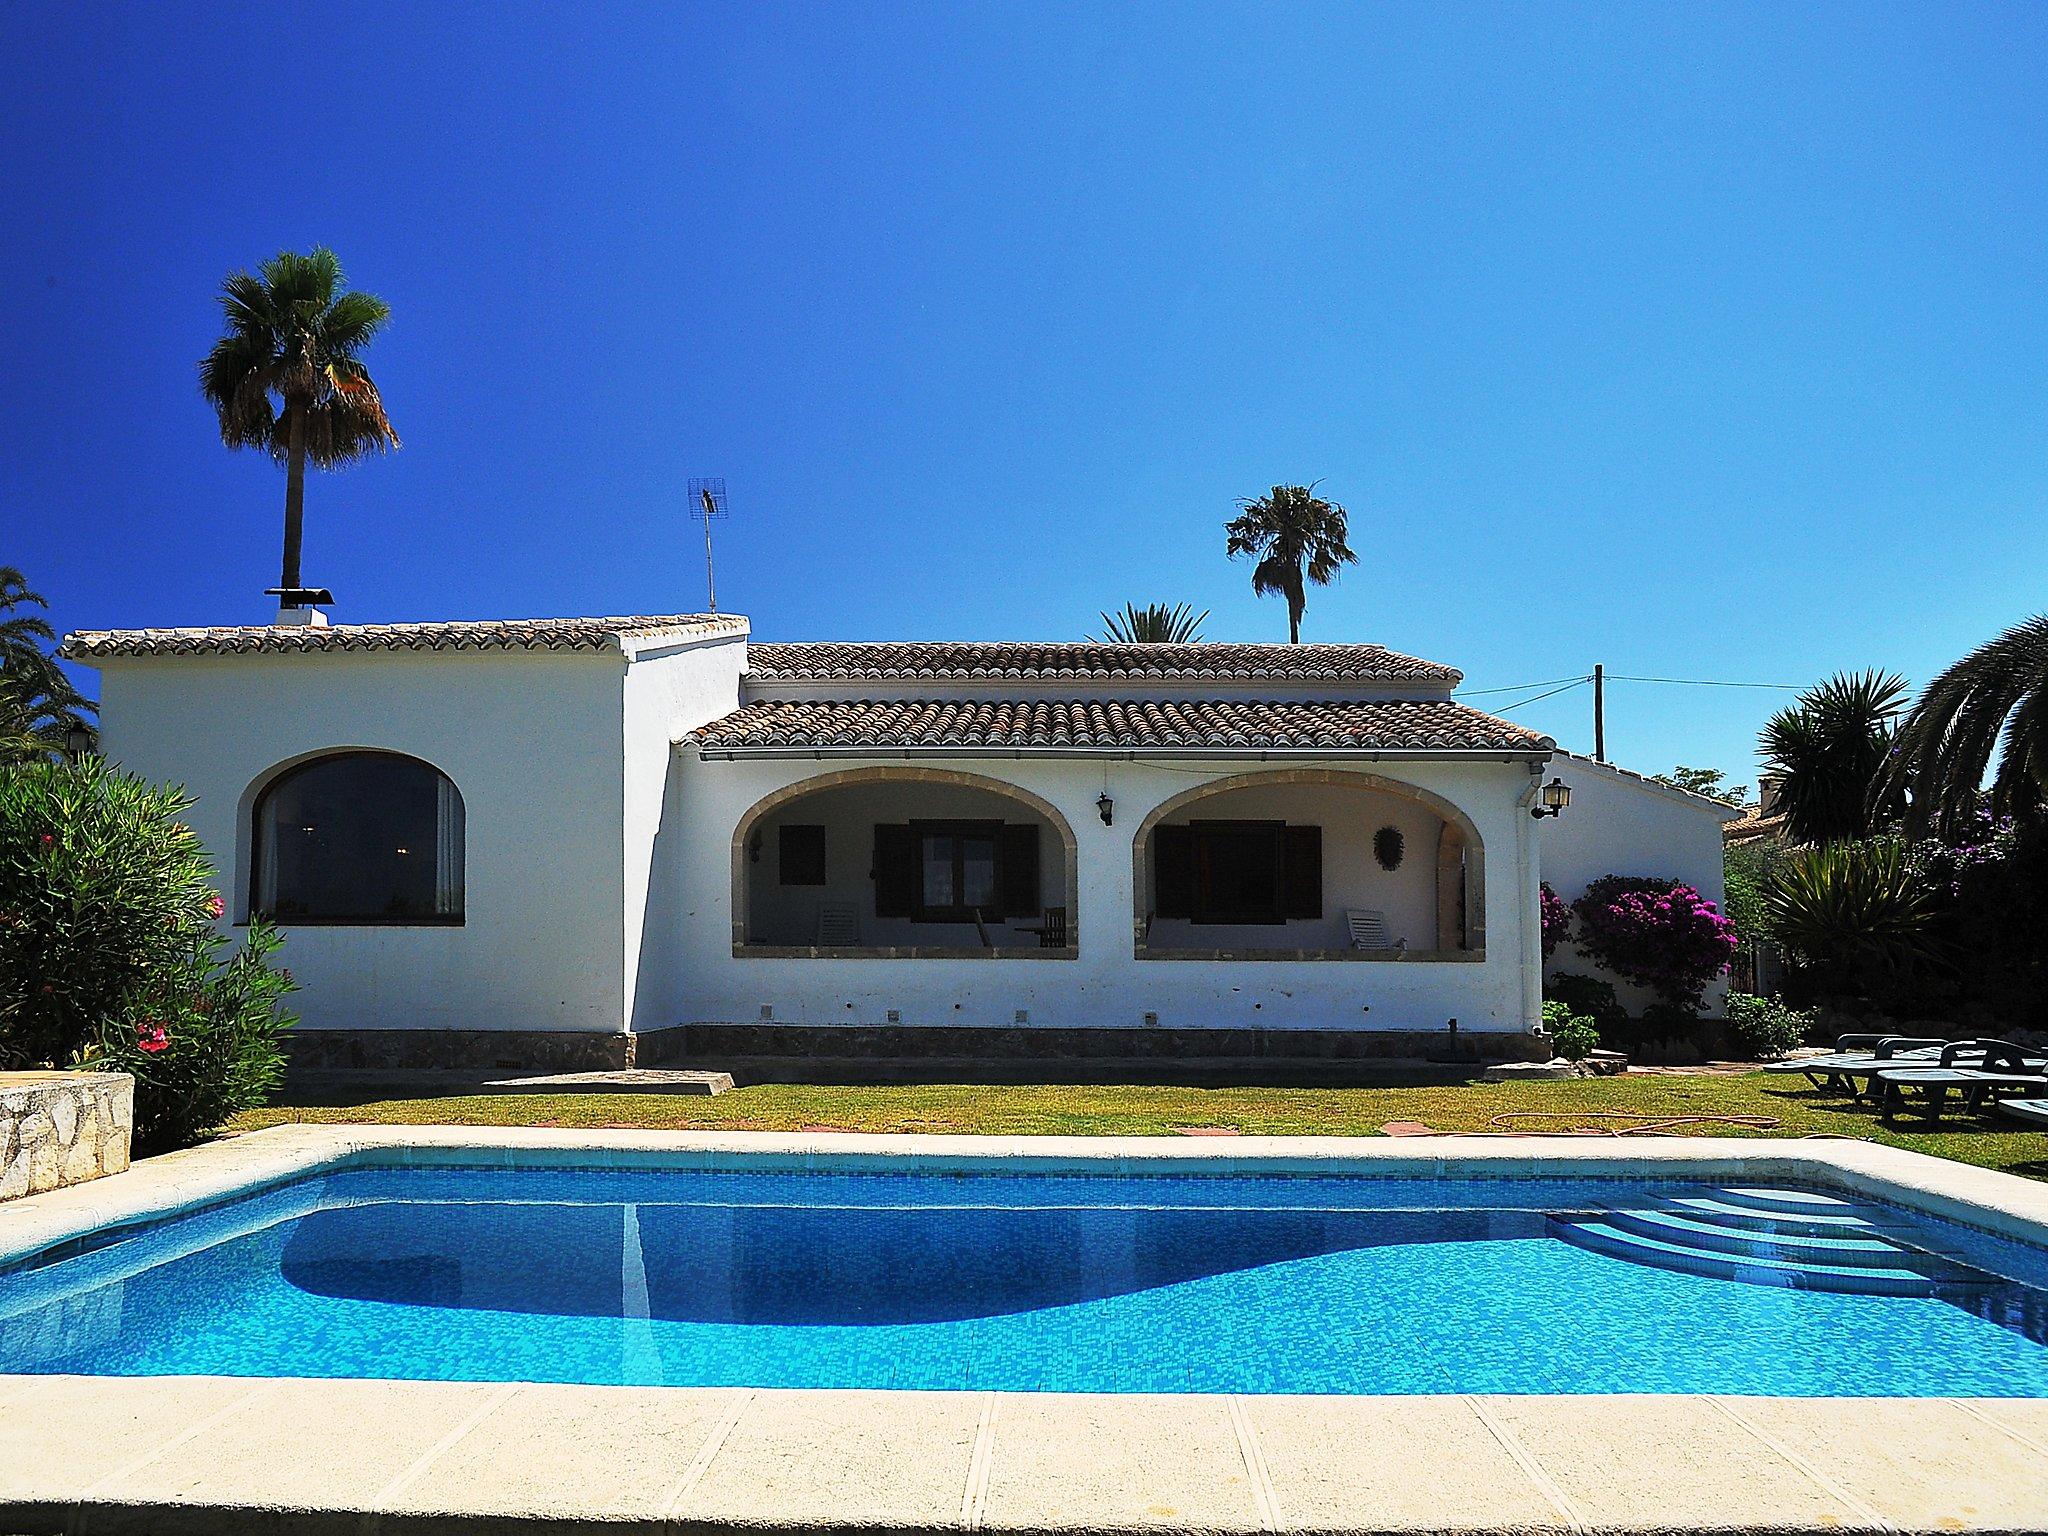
[1593,663,1606,762]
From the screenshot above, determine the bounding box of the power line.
[1603,674,1803,690]
[1453,674,1590,698]
[1482,678,1591,714]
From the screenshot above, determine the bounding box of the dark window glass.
[779,824,826,885]
[252,754,464,924]
[1153,821,1322,927]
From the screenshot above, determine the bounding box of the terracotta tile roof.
[746,641,1460,684]
[692,697,1550,753]
[62,614,741,660]
[1722,808,1790,845]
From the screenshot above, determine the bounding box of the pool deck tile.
[1241,1392,1570,1533]
[1729,1396,2048,1531]
[1482,1394,1883,1531]
[0,1372,267,1505]
[86,1377,516,1512]
[398,1381,750,1522]
[674,1386,985,1528]
[980,1390,1265,1532]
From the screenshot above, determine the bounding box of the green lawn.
[230,1071,2048,1180]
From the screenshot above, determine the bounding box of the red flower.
[38,833,54,848]
[136,1023,170,1055]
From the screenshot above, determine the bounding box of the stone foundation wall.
[0,1072,133,1202]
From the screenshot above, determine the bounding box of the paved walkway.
[3,1373,2047,1533]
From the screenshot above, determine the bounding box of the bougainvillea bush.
[0,757,294,1151]
[1569,875,1737,1010]
[1539,882,1573,960]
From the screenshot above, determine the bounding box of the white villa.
[62,613,1734,1072]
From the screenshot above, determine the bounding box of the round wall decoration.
[1374,825,1405,870]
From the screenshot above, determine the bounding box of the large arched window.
[251,753,465,925]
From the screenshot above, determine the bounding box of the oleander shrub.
[1542,999,1600,1061]
[0,757,294,1150]
[1570,875,1738,1010]
[1724,992,1813,1059]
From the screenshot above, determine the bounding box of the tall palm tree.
[199,248,399,602]
[0,566,94,764]
[1095,602,1207,643]
[1759,669,1908,845]
[1885,614,2048,834]
[1223,483,1357,644]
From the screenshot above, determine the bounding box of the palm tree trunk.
[280,402,307,595]
[1287,576,1304,644]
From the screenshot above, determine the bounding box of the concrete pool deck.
[3,1126,2048,1534]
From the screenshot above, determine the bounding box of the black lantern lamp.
[63,722,94,762]
[1096,791,1114,826]
[1530,777,1571,819]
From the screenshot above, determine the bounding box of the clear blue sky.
[5,3,2044,791]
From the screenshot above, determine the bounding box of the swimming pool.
[6,1159,2048,1395]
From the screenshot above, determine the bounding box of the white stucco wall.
[1536,752,1740,1011]
[95,647,666,1037]
[650,754,1543,1036]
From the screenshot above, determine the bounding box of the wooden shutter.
[1153,824,1195,918]
[779,824,826,886]
[999,823,1041,916]
[1282,824,1323,919]
[872,825,917,917]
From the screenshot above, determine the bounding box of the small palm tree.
[0,566,94,764]
[199,248,399,601]
[1759,670,1908,845]
[1223,483,1357,644]
[1096,602,1208,644]
[1885,614,2048,835]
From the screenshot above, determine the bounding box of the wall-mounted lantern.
[63,722,93,763]
[1530,777,1572,819]
[1096,791,1114,826]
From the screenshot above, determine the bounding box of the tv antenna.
[685,477,728,612]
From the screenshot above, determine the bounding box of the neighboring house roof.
[746,641,1461,684]
[691,697,1551,753]
[1552,751,1746,820]
[63,614,742,660]
[1722,807,1790,845]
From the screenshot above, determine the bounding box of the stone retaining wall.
[0,1072,133,1201]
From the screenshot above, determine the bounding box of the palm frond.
[1095,602,1208,643]
[1886,614,2048,835]
[1223,482,1357,642]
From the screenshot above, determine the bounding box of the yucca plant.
[1759,670,1908,845]
[1764,839,1934,995]
[1096,602,1208,644]
[199,248,399,598]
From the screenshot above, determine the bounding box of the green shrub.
[1542,998,1600,1061]
[1545,972,1625,1027]
[1765,839,1934,996]
[1723,992,1812,1059]
[0,757,294,1150]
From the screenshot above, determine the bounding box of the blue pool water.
[5,1164,2048,1394]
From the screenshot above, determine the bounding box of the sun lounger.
[2000,1099,2048,1130]
[1877,1041,2047,1123]
[1763,1036,1949,1094]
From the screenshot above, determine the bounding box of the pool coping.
[3,1127,2048,1534]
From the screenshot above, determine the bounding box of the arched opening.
[1132,769,1484,959]
[249,751,465,925]
[731,767,1078,957]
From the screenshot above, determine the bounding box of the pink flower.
[206,895,225,920]
[38,833,54,848]
[136,1023,170,1055]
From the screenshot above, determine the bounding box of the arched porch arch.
[1131,767,1486,957]
[730,765,1080,957]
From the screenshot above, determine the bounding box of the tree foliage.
[1096,602,1207,643]
[199,247,398,593]
[1223,483,1357,644]
[0,566,94,766]
[1759,670,1908,845]
[1651,765,1747,806]
[1885,613,2048,837]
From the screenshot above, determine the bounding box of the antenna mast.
[685,477,728,613]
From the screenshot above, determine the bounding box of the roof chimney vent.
[267,587,334,628]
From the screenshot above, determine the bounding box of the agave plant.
[1759,670,1908,845]
[1764,839,1934,992]
[1884,614,2048,836]
[1096,602,1208,644]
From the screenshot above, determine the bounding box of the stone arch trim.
[729,765,1081,957]
[1130,766,1486,954]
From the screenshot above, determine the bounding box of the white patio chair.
[816,903,860,946]
[1346,909,1405,952]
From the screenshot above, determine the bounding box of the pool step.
[1549,1186,1988,1297]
